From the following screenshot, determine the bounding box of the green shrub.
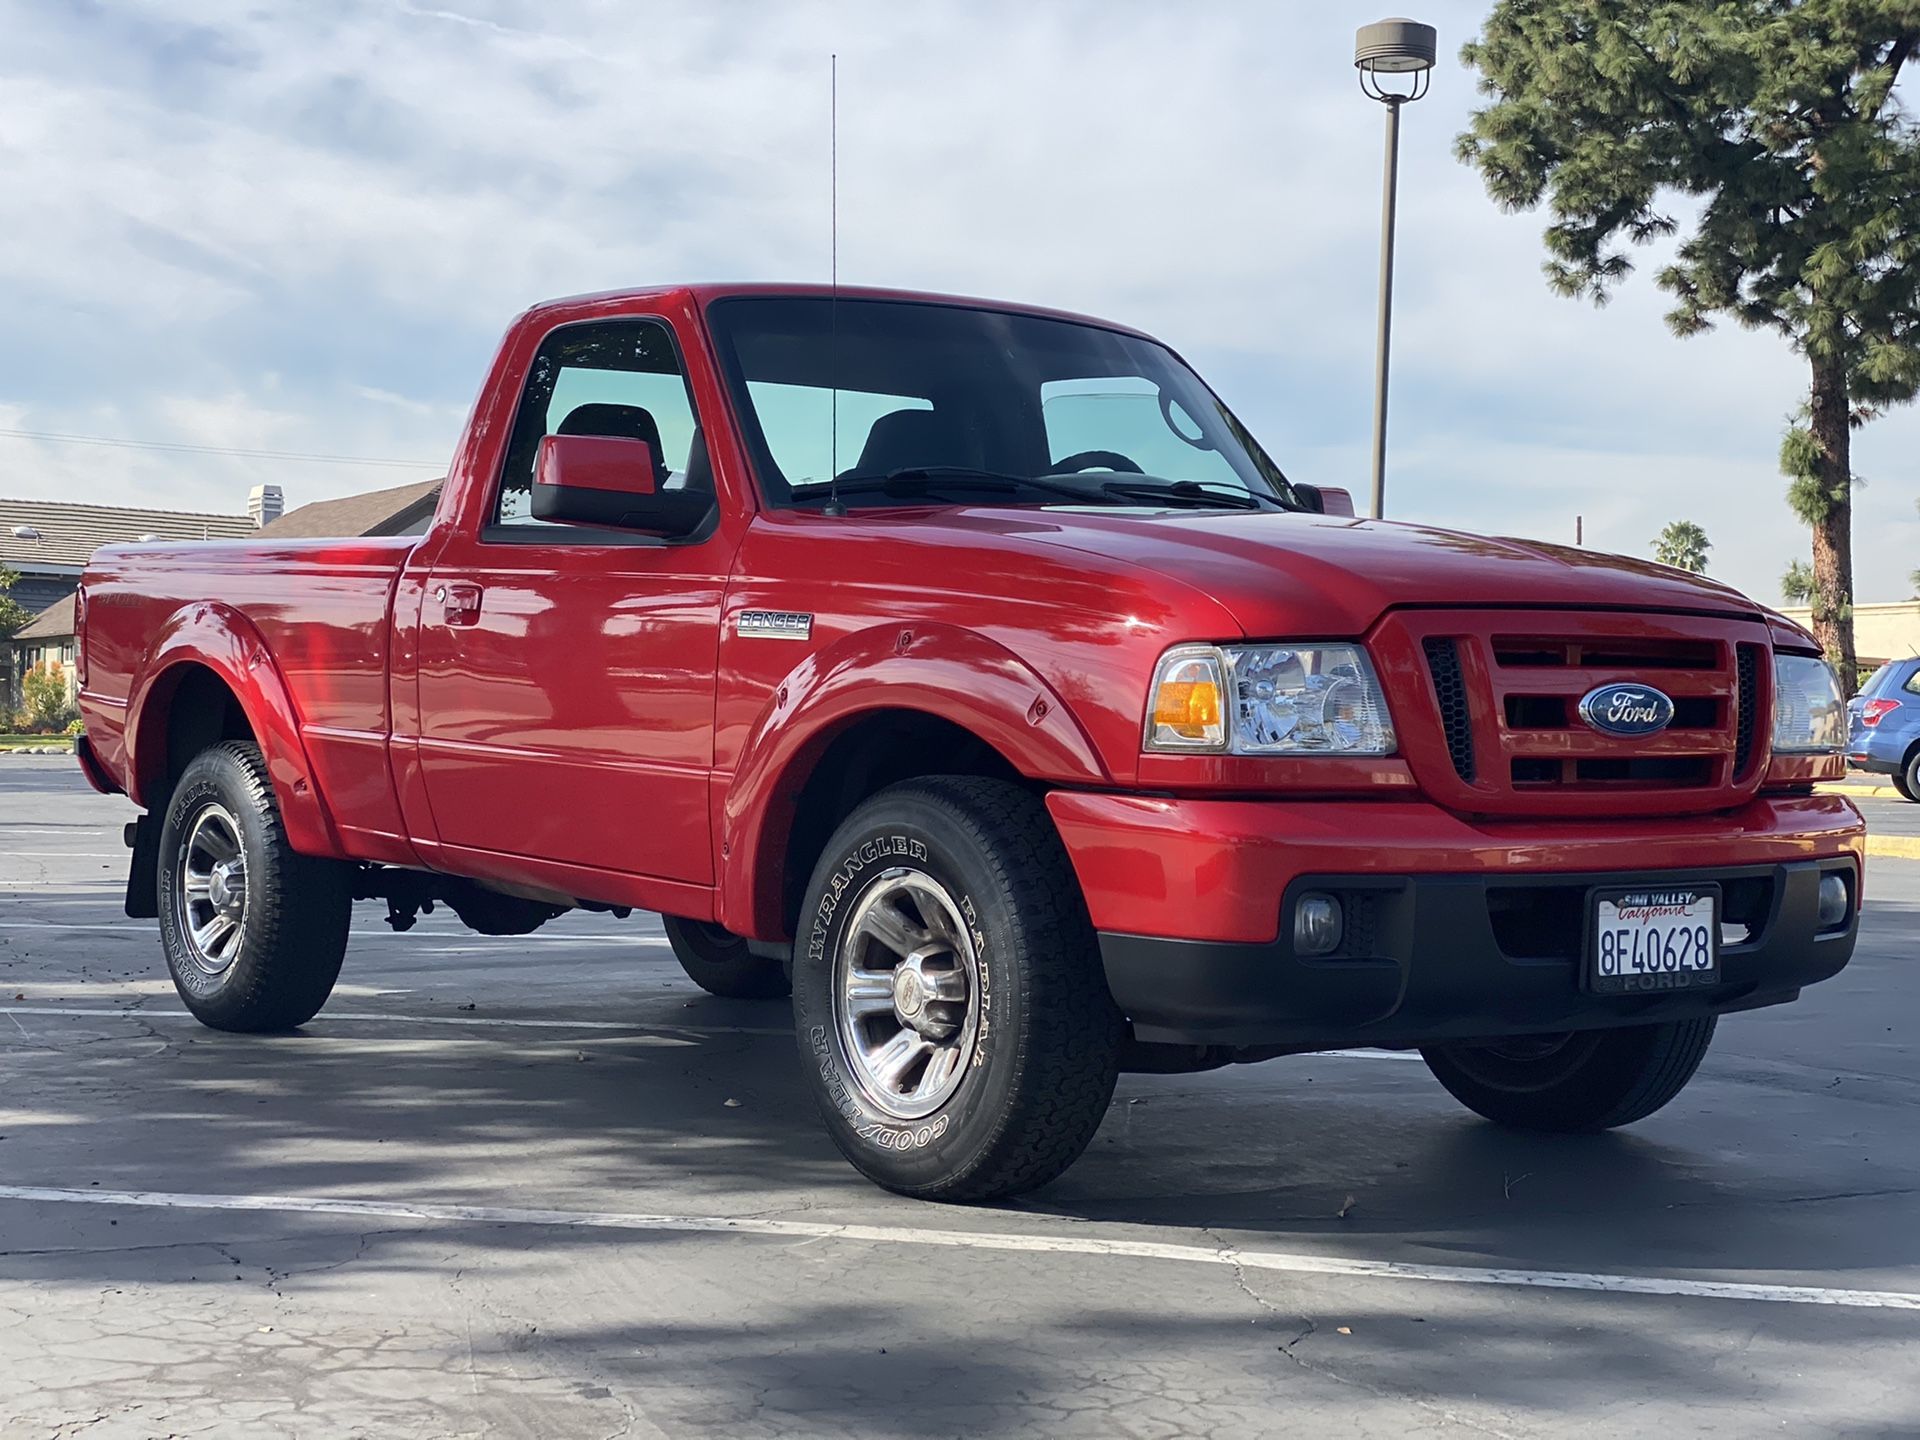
[65,717,85,737]
[21,661,76,732]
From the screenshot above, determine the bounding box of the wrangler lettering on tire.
[790,777,1123,1201]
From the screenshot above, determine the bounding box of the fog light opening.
[1816,872,1850,931]
[1294,893,1344,956]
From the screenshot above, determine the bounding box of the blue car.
[1847,656,1920,801]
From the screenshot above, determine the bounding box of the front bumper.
[1047,792,1864,1049]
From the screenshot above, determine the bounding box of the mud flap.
[124,815,160,919]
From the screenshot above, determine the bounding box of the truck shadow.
[4,876,1916,1293]
[4,953,1918,1432]
[3,980,1915,1287]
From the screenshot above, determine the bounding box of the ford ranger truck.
[73,284,1864,1201]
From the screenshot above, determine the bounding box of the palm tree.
[1651,521,1711,575]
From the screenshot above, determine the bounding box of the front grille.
[1492,635,1719,670]
[1512,755,1714,787]
[1502,694,1719,730]
[1733,643,1762,779]
[1392,610,1768,818]
[1423,637,1475,782]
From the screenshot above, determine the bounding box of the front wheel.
[156,740,352,1032]
[791,777,1123,1201]
[1421,1018,1716,1132]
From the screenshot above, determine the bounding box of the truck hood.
[971,508,1766,638]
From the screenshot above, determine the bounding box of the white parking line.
[0,921,137,932]
[0,1005,1425,1060]
[0,1005,790,1037]
[0,1182,1913,1312]
[0,920,667,943]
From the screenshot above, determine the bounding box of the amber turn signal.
[1145,648,1228,751]
[1153,680,1221,737]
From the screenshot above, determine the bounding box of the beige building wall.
[1779,601,1920,665]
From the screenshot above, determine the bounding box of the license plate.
[1588,887,1719,994]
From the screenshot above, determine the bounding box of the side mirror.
[1294,484,1357,518]
[531,434,711,537]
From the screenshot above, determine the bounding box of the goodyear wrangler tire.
[1421,1017,1717,1132]
[156,740,352,1033]
[790,777,1124,1201]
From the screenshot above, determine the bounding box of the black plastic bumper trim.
[1099,859,1858,1048]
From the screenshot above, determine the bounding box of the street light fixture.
[1355,17,1436,521]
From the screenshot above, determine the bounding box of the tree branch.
[1868,34,1914,119]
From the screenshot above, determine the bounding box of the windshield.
[705,296,1297,511]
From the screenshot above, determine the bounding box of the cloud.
[0,0,1912,604]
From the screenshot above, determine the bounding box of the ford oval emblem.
[1578,682,1675,738]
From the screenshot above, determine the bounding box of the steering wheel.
[1049,450,1144,475]
[1158,390,1217,452]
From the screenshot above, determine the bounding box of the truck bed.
[79,534,419,853]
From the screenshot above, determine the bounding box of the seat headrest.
[854,408,962,476]
[556,403,668,484]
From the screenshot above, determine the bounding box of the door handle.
[434,582,483,627]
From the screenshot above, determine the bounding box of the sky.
[0,0,1915,605]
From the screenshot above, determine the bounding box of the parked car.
[1847,656,1920,800]
[73,284,1863,1201]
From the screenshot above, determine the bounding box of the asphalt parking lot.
[2,755,1916,1438]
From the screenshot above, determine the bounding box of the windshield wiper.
[789,467,1292,512]
[790,467,1116,505]
[1096,478,1288,511]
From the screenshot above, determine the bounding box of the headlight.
[1771,654,1844,754]
[1145,643,1395,755]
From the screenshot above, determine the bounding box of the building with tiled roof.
[3,481,443,711]
[0,493,265,616]
[7,595,80,714]
[259,478,442,540]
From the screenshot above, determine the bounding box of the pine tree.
[1459,3,1920,690]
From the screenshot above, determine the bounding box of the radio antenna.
[823,52,846,517]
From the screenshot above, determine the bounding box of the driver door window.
[494,319,706,528]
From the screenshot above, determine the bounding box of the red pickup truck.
[75,283,1863,1200]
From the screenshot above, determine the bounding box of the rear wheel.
[156,741,352,1032]
[1421,1018,1716,1132]
[791,777,1123,1201]
[1897,751,1920,802]
[662,916,790,999]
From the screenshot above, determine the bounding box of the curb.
[1867,836,1920,863]
[0,746,75,756]
[1818,784,1899,800]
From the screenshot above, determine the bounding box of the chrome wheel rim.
[175,804,248,975]
[833,868,981,1120]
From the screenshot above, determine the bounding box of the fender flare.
[719,621,1109,937]
[123,602,343,858]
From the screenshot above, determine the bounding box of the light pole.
[1355,17,1436,520]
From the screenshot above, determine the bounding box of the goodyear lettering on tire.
[810,1024,949,1150]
